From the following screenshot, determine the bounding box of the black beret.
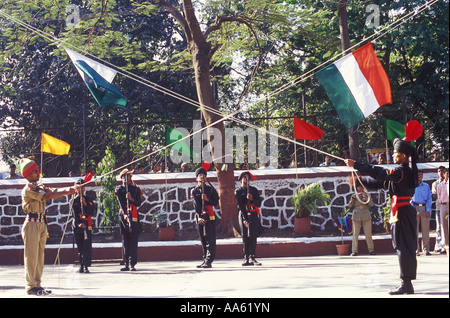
[195,167,207,178]
[393,138,413,156]
[238,171,250,181]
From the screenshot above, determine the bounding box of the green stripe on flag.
[315,64,364,129]
[75,60,127,108]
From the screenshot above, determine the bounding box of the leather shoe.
[389,281,414,295]
[251,257,262,266]
[242,259,254,266]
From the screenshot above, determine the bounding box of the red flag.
[83,172,94,183]
[404,120,423,142]
[293,116,324,140]
[201,161,211,171]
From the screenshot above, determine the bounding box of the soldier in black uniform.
[72,178,95,273]
[345,138,418,295]
[235,171,263,266]
[115,169,142,271]
[191,167,219,268]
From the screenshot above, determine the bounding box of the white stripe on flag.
[335,54,380,118]
[65,47,117,84]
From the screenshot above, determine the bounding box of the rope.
[53,194,75,266]
[350,170,371,205]
[0,0,440,163]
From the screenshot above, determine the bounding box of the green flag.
[166,127,191,160]
[385,119,405,140]
[65,47,127,108]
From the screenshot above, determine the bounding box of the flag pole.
[83,104,87,172]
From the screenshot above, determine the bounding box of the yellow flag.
[41,133,71,155]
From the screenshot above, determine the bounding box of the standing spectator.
[433,150,442,162]
[431,166,446,253]
[181,163,189,172]
[412,171,432,255]
[436,168,449,249]
[348,185,375,256]
[6,164,23,179]
[320,155,336,167]
[151,162,161,173]
[134,164,145,174]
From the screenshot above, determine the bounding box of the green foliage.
[96,147,119,228]
[291,181,330,218]
[382,194,392,232]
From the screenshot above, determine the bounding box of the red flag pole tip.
[202,161,211,171]
[404,120,423,142]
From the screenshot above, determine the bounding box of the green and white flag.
[166,126,191,160]
[65,47,127,108]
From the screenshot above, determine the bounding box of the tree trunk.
[338,0,360,161]
[190,45,240,236]
[153,0,240,236]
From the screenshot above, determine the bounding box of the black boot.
[242,257,254,266]
[120,260,130,271]
[250,256,262,266]
[389,279,414,295]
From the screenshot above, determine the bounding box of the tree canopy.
[0,0,448,177]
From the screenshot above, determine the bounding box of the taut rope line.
[0,0,440,165]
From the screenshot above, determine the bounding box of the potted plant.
[291,181,331,235]
[334,207,352,255]
[152,209,175,241]
[381,194,392,234]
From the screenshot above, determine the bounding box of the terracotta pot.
[336,244,351,256]
[294,217,312,236]
[159,226,175,241]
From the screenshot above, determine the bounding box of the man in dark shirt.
[235,171,263,266]
[345,138,418,295]
[115,169,142,271]
[191,167,219,268]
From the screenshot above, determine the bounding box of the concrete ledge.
[0,234,422,265]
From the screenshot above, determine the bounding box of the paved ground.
[1,253,448,300]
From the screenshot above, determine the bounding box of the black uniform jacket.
[191,184,219,221]
[354,162,415,197]
[72,194,95,232]
[115,183,142,221]
[235,185,262,221]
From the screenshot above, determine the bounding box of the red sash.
[246,204,260,217]
[78,213,93,229]
[390,195,411,224]
[128,204,138,222]
[202,205,215,220]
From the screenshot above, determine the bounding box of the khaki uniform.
[21,182,49,291]
[348,194,375,254]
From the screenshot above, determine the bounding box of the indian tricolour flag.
[315,43,391,129]
[65,47,127,108]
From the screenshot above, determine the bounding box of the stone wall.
[0,163,447,244]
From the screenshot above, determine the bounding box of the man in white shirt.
[436,168,449,248]
[432,166,446,253]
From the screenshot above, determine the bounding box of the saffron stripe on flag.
[352,44,392,108]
